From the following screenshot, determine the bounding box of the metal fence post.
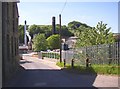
[71,59,74,68]
[64,59,66,67]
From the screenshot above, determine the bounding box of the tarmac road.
[5,54,119,88]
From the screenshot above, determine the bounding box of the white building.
[65,36,78,48]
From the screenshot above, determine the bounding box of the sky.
[18,1,119,33]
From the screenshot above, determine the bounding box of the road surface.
[5,54,119,88]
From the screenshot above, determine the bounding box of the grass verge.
[56,62,120,76]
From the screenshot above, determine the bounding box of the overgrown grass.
[92,64,120,75]
[56,62,120,75]
[56,62,70,68]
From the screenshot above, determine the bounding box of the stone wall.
[2,2,19,85]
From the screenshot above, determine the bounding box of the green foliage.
[94,21,115,44]
[32,34,47,51]
[75,27,93,47]
[61,25,74,37]
[68,21,92,30]
[28,24,73,39]
[68,21,81,30]
[92,64,119,75]
[56,62,119,75]
[28,24,46,39]
[56,62,70,68]
[56,62,64,67]
[75,21,115,48]
[47,34,60,50]
[18,21,115,47]
[40,25,52,38]
[18,25,24,43]
[18,25,29,43]
[54,25,74,37]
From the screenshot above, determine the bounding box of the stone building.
[113,33,120,42]
[0,1,19,86]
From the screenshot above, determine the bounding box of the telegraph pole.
[59,14,62,63]
[24,20,27,46]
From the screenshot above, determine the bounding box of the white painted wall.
[0,2,2,88]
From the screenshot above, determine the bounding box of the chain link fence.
[62,42,120,66]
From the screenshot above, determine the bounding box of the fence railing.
[62,42,120,66]
[41,52,60,59]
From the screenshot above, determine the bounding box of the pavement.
[5,54,120,88]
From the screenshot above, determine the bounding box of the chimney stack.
[52,16,56,34]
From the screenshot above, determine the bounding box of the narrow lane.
[5,55,119,88]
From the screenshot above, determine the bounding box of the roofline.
[0,0,20,3]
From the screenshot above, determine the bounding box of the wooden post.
[59,14,62,63]
[71,59,74,68]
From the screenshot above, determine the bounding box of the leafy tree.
[28,24,73,40]
[28,25,52,39]
[75,21,115,48]
[75,27,93,47]
[41,25,52,38]
[94,21,115,44]
[68,21,92,30]
[32,34,47,51]
[55,25,74,37]
[68,21,81,30]
[28,24,39,39]
[47,34,60,50]
[61,25,74,37]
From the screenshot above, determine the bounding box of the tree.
[28,25,52,39]
[94,21,115,44]
[75,21,115,48]
[32,34,47,51]
[68,21,81,30]
[55,25,74,37]
[47,34,60,50]
[61,25,74,37]
[41,25,52,38]
[75,27,93,47]
[68,21,92,30]
[28,24,39,39]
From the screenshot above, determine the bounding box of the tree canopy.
[18,20,115,49]
[75,21,115,48]
[68,21,92,30]
[32,34,47,51]
[47,34,60,50]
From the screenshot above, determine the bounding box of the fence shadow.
[4,65,98,88]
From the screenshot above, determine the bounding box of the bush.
[32,34,47,51]
[47,34,60,50]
